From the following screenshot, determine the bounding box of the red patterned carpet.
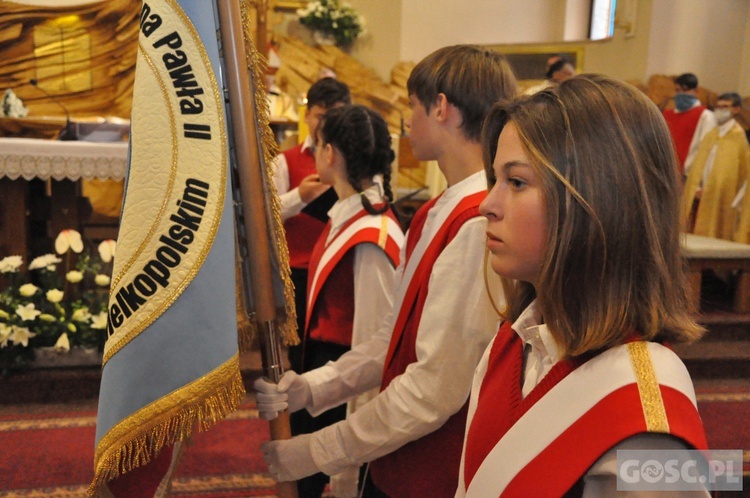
[0,398,276,497]
[0,388,748,497]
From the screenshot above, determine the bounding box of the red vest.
[282,144,327,269]
[306,208,402,347]
[663,106,705,171]
[463,322,708,497]
[369,191,485,498]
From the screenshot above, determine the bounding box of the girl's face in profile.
[479,123,548,287]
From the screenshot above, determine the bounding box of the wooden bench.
[682,234,750,313]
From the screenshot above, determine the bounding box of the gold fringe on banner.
[236,0,298,351]
[88,355,246,496]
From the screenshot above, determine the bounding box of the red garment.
[663,106,706,171]
[282,144,327,269]
[107,444,173,497]
[463,322,708,496]
[305,208,401,347]
[369,191,485,498]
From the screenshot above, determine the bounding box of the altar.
[682,233,750,314]
[0,137,128,260]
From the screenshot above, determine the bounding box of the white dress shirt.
[322,186,402,496]
[323,186,399,361]
[272,134,314,221]
[303,171,504,476]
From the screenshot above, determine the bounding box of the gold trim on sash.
[627,341,669,433]
[378,216,389,249]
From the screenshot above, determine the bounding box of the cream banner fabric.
[104,0,226,361]
[91,0,244,492]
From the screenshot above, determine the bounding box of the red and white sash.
[383,187,486,368]
[459,341,705,497]
[305,212,403,332]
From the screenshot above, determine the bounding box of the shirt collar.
[327,185,384,236]
[438,170,486,203]
[300,134,315,154]
[512,300,562,365]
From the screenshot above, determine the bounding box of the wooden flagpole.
[216,1,298,497]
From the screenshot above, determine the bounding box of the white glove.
[329,464,360,498]
[253,370,312,421]
[262,434,320,482]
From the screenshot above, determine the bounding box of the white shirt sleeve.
[582,433,710,498]
[351,243,397,349]
[304,257,405,414]
[307,218,504,476]
[684,110,718,176]
[349,243,399,412]
[272,152,306,221]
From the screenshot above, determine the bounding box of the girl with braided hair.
[267,104,405,497]
[317,104,396,215]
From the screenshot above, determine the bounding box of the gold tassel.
[238,0,299,348]
[235,236,255,353]
[89,356,246,496]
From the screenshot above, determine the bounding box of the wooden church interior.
[0,0,750,408]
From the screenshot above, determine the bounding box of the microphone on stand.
[29,78,76,140]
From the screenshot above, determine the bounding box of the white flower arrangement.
[297,0,365,47]
[0,229,115,373]
[1,89,29,118]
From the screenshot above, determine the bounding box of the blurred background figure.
[682,92,748,240]
[663,72,717,176]
[545,54,577,83]
[266,44,299,121]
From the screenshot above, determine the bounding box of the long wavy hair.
[482,74,704,357]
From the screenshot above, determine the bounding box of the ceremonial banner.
[91,1,245,493]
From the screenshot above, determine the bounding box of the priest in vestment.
[736,182,750,243]
[663,73,717,175]
[681,92,750,241]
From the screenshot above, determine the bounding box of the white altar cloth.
[0,137,128,181]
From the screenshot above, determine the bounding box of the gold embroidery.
[109,45,177,291]
[627,341,669,433]
[103,0,229,363]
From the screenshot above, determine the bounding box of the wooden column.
[0,178,28,258]
[49,179,81,237]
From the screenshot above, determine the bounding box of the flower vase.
[313,31,336,47]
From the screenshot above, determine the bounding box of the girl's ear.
[323,142,336,167]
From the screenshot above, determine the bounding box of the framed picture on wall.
[484,44,584,82]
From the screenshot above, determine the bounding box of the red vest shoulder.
[463,329,707,497]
